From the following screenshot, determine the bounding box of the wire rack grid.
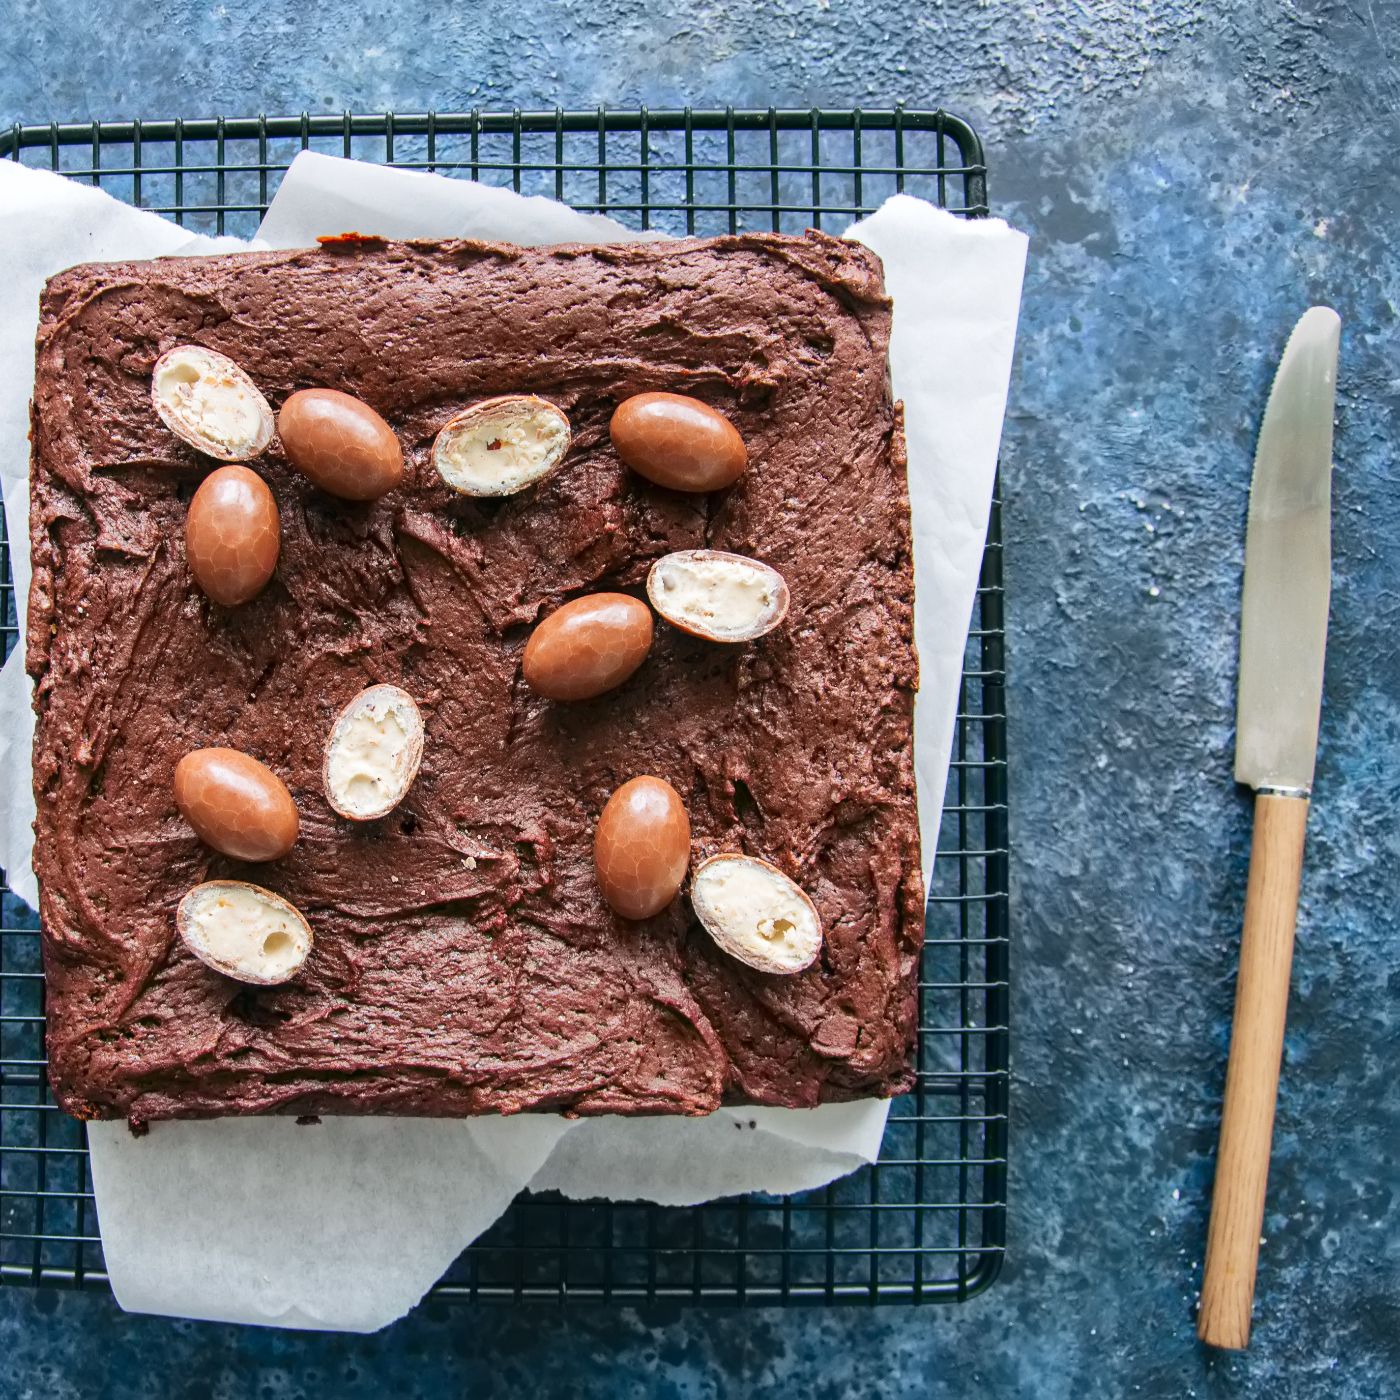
[0,108,1008,1304]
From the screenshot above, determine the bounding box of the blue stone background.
[2,1,1398,1394]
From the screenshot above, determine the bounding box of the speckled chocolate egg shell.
[173,748,300,862]
[594,776,691,920]
[278,388,404,501]
[610,392,748,492]
[184,464,281,606]
[522,593,654,701]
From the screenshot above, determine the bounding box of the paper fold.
[90,1114,574,1331]
[0,152,1025,1331]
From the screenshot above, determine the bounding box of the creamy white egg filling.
[178,881,312,985]
[152,346,273,460]
[433,396,571,496]
[690,856,822,974]
[324,685,424,820]
[647,552,788,642]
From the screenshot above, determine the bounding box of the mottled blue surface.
[2,1,1399,1395]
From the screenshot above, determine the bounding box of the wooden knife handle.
[1198,791,1309,1350]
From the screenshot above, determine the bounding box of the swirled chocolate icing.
[28,232,922,1123]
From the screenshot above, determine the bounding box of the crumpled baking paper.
[0,152,1025,1330]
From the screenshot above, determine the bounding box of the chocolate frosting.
[28,232,923,1122]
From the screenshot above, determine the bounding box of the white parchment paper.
[0,153,1026,1331]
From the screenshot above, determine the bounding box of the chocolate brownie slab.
[27,232,922,1122]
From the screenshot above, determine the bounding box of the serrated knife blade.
[1234,306,1340,792]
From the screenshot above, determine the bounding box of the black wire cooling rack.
[0,108,1009,1303]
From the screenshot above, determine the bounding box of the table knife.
[1197,305,1340,1350]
